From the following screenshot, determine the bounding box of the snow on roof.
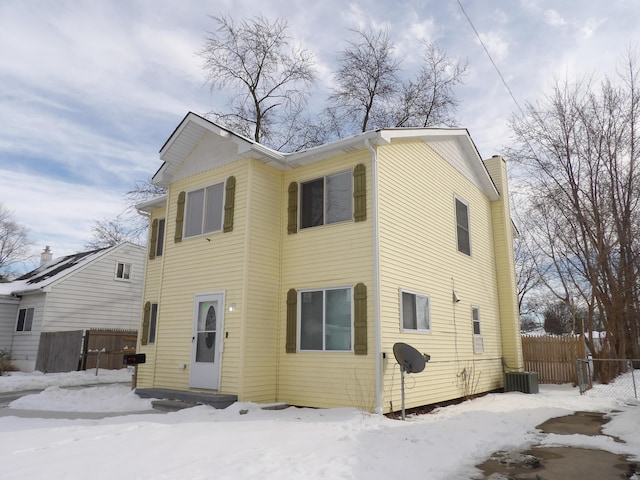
[0,245,115,296]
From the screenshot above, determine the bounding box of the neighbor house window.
[16,307,34,332]
[401,290,430,332]
[300,171,352,229]
[184,182,225,237]
[148,303,158,344]
[299,287,352,351]
[472,306,484,353]
[156,218,165,256]
[455,197,471,255]
[115,262,131,280]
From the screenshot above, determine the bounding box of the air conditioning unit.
[504,372,539,394]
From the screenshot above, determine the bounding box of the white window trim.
[471,306,484,354]
[183,180,226,239]
[299,169,353,230]
[15,306,35,333]
[297,286,354,352]
[454,196,472,256]
[399,288,432,333]
[155,218,166,257]
[114,262,132,281]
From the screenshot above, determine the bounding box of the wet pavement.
[477,411,638,479]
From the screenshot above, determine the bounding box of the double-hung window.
[155,218,165,256]
[185,182,225,237]
[472,306,484,353]
[455,197,471,255]
[148,303,159,344]
[300,171,352,229]
[115,262,131,280]
[16,307,34,332]
[300,287,352,351]
[401,290,431,332]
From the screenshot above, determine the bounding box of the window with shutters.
[299,287,352,351]
[155,218,165,256]
[184,182,225,238]
[16,307,34,332]
[455,197,471,255]
[300,171,352,229]
[148,303,159,344]
[400,290,431,332]
[115,262,131,281]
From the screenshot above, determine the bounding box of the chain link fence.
[577,358,639,399]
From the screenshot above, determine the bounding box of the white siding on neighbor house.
[10,291,46,371]
[42,244,146,333]
[0,296,19,351]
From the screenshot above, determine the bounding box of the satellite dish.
[392,342,431,420]
[393,342,427,374]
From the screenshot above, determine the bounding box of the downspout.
[364,138,383,414]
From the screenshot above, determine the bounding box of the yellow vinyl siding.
[277,151,376,409]
[137,205,166,388]
[240,160,282,402]
[376,140,505,412]
[144,160,249,394]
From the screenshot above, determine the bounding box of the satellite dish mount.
[392,342,430,420]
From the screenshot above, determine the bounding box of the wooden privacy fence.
[82,329,138,370]
[35,330,84,373]
[522,335,586,384]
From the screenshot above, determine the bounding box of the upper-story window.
[185,182,225,237]
[455,197,471,256]
[300,171,352,229]
[156,218,165,256]
[115,262,131,280]
[16,307,34,332]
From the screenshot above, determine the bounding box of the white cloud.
[544,9,567,27]
[478,30,509,62]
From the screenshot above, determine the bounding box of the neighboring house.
[0,243,146,371]
[135,112,523,414]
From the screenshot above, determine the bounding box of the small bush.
[0,349,17,375]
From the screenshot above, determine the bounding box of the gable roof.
[152,112,499,200]
[0,243,141,296]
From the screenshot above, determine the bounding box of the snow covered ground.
[0,369,638,480]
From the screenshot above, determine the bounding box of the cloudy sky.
[1,0,637,271]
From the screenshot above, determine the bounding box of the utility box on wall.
[504,372,539,394]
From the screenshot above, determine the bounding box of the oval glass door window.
[196,303,216,362]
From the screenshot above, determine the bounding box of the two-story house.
[135,112,522,413]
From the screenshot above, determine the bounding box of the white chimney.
[40,246,53,266]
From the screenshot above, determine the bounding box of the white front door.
[189,293,224,390]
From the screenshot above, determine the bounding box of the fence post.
[630,360,637,400]
[576,358,584,395]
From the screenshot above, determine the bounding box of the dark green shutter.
[149,219,158,260]
[353,164,366,222]
[287,182,298,234]
[141,301,151,346]
[174,191,185,243]
[354,283,367,355]
[286,288,297,353]
[223,176,236,233]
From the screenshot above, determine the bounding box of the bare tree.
[199,15,316,151]
[393,43,468,128]
[509,51,640,378]
[0,203,32,279]
[327,27,400,134]
[86,179,166,249]
[326,29,467,137]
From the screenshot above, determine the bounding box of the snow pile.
[0,368,132,392]
[0,373,638,480]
